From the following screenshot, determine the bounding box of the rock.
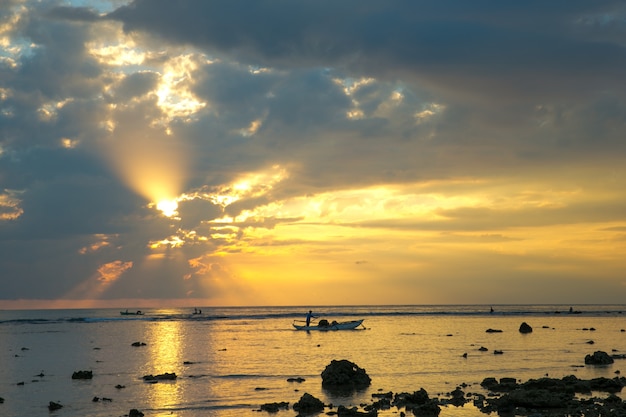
[393,389,440,416]
[287,377,306,383]
[131,342,147,347]
[336,404,377,416]
[589,377,623,393]
[260,401,289,412]
[71,370,93,379]
[498,388,575,409]
[449,387,467,406]
[519,322,533,333]
[585,351,615,365]
[321,359,371,391]
[480,377,518,392]
[486,328,503,333]
[129,409,144,417]
[293,393,324,413]
[0,397,4,403]
[142,372,177,381]
[48,401,63,411]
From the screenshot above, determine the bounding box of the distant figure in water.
[490,306,494,313]
[569,306,573,313]
[305,310,317,326]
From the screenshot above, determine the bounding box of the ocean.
[1,304,625,417]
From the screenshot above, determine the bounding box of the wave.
[1,304,625,325]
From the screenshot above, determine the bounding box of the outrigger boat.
[293,319,364,331]
[120,310,144,315]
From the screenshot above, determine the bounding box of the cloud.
[1,1,626,306]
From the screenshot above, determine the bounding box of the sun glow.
[156,199,178,217]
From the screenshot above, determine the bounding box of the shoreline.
[258,373,626,417]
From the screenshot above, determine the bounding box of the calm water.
[1,305,625,417]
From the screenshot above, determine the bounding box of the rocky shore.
[259,357,626,417]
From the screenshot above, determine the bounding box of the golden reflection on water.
[144,319,185,413]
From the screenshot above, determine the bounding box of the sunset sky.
[1,1,626,309]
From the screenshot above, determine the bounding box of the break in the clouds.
[1,0,626,308]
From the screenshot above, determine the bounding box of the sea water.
[1,305,625,417]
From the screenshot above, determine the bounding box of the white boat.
[293,319,364,331]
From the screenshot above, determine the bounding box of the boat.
[292,319,364,331]
[120,310,144,315]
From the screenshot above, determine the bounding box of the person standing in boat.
[305,310,317,326]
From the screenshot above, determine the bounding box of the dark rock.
[448,388,467,406]
[293,393,324,413]
[480,377,518,392]
[478,346,488,352]
[0,397,4,403]
[493,350,504,355]
[336,404,377,416]
[48,401,63,411]
[72,370,93,379]
[481,377,499,391]
[321,359,371,391]
[393,389,440,416]
[498,388,575,409]
[519,322,533,333]
[372,391,393,399]
[287,377,306,383]
[260,401,289,412]
[589,377,624,393]
[486,329,503,333]
[585,351,615,365]
[143,372,177,381]
[115,384,126,389]
[131,342,147,347]
[129,409,144,417]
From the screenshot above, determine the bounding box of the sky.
[1,1,626,309]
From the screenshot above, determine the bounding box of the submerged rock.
[393,389,440,416]
[519,322,533,333]
[336,404,377,416]
[142,372,177,381]
[585,351,615,365]
[260,401,289,412]
[48,401,63,411]
[71,370,93,379]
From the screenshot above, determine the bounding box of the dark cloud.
[108,0,626,103]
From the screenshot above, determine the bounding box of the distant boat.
[293,319,364,331]
[120,310,144,316]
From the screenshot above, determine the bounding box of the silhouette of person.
[305,310,316,326]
